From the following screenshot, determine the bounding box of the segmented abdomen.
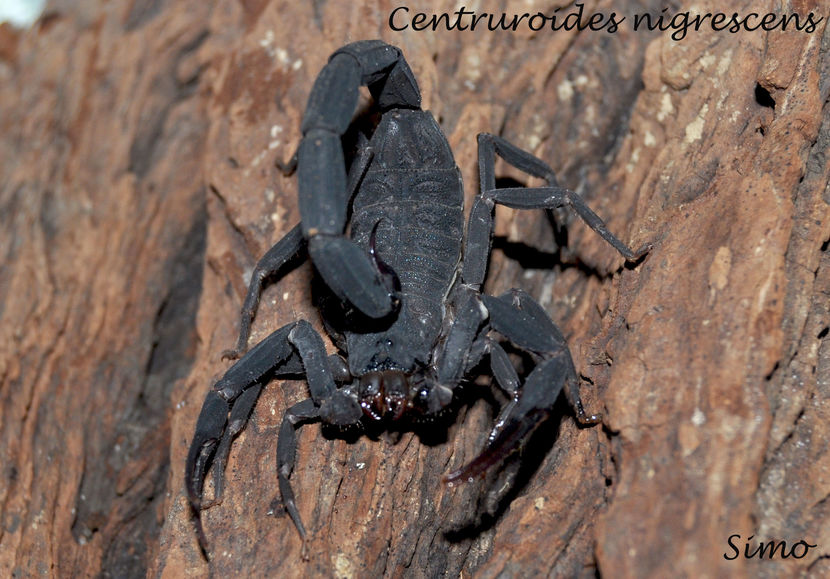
[346,109,465,374]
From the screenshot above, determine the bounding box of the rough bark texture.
[0,1,828,577]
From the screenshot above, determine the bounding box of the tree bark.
[0,1,827,577]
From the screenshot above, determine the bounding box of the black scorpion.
[185,40,649,555]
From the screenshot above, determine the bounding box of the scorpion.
[185,40,649,556]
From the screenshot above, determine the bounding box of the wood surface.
[0,1,828,577]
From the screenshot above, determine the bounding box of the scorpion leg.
[225,137,374,360]
[223,225,306,360]
[462,133,650,287]
[186,320,351,557]
[276,398,322,542]
[204,351,323,510]
[445,290,599,485]
[486,340,520,397]
[400,285,486,417]
[484,290,601,425]
[277,371,363,540]
[296,41,419,318]
[200,383,264,510]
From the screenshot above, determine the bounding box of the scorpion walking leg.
[462,133,649,287]
[186,320,348,556]
[296,41,419,318]
[205,350,338,508]
[445,290,599,484]
[434,285,488,386]
[485,290,601,424]
[276,398,321,541]
[228,136,375,360]
[223,225,305,360]
[276,387,361,541]
[202,383,264,509]
[188,326,295,509]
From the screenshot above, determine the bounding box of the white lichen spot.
[557,78,574,101]
[292,59,302,71]
[259,30,276,59]
[708,245,731,291]
[584,104,597,126]
[684,103,708,143]
[754,237,767,255]
[699,52,716,70]
[657,92,674,122]
[626,147,641,173]
[717,49,733,76]
[644,131,657,147]
[250,149,268,168]
[264,188,275,203]
[259,30,274,49]
[720,413,743,442]
[334,552,355,579]
[464,51,481,83]
[31,510,45,531]
[282,292,290,301]
[525,132,541,151]
[538,283,553,308]
[356,462,366,470]
[692,408,706,426]
[534,497,545,510]
[275,47,291,66]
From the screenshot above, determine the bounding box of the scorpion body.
[185,40,648,557]
[345,109,463,378]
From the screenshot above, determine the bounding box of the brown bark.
[0,1,828,577]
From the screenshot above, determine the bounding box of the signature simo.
[724,534,817,560]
